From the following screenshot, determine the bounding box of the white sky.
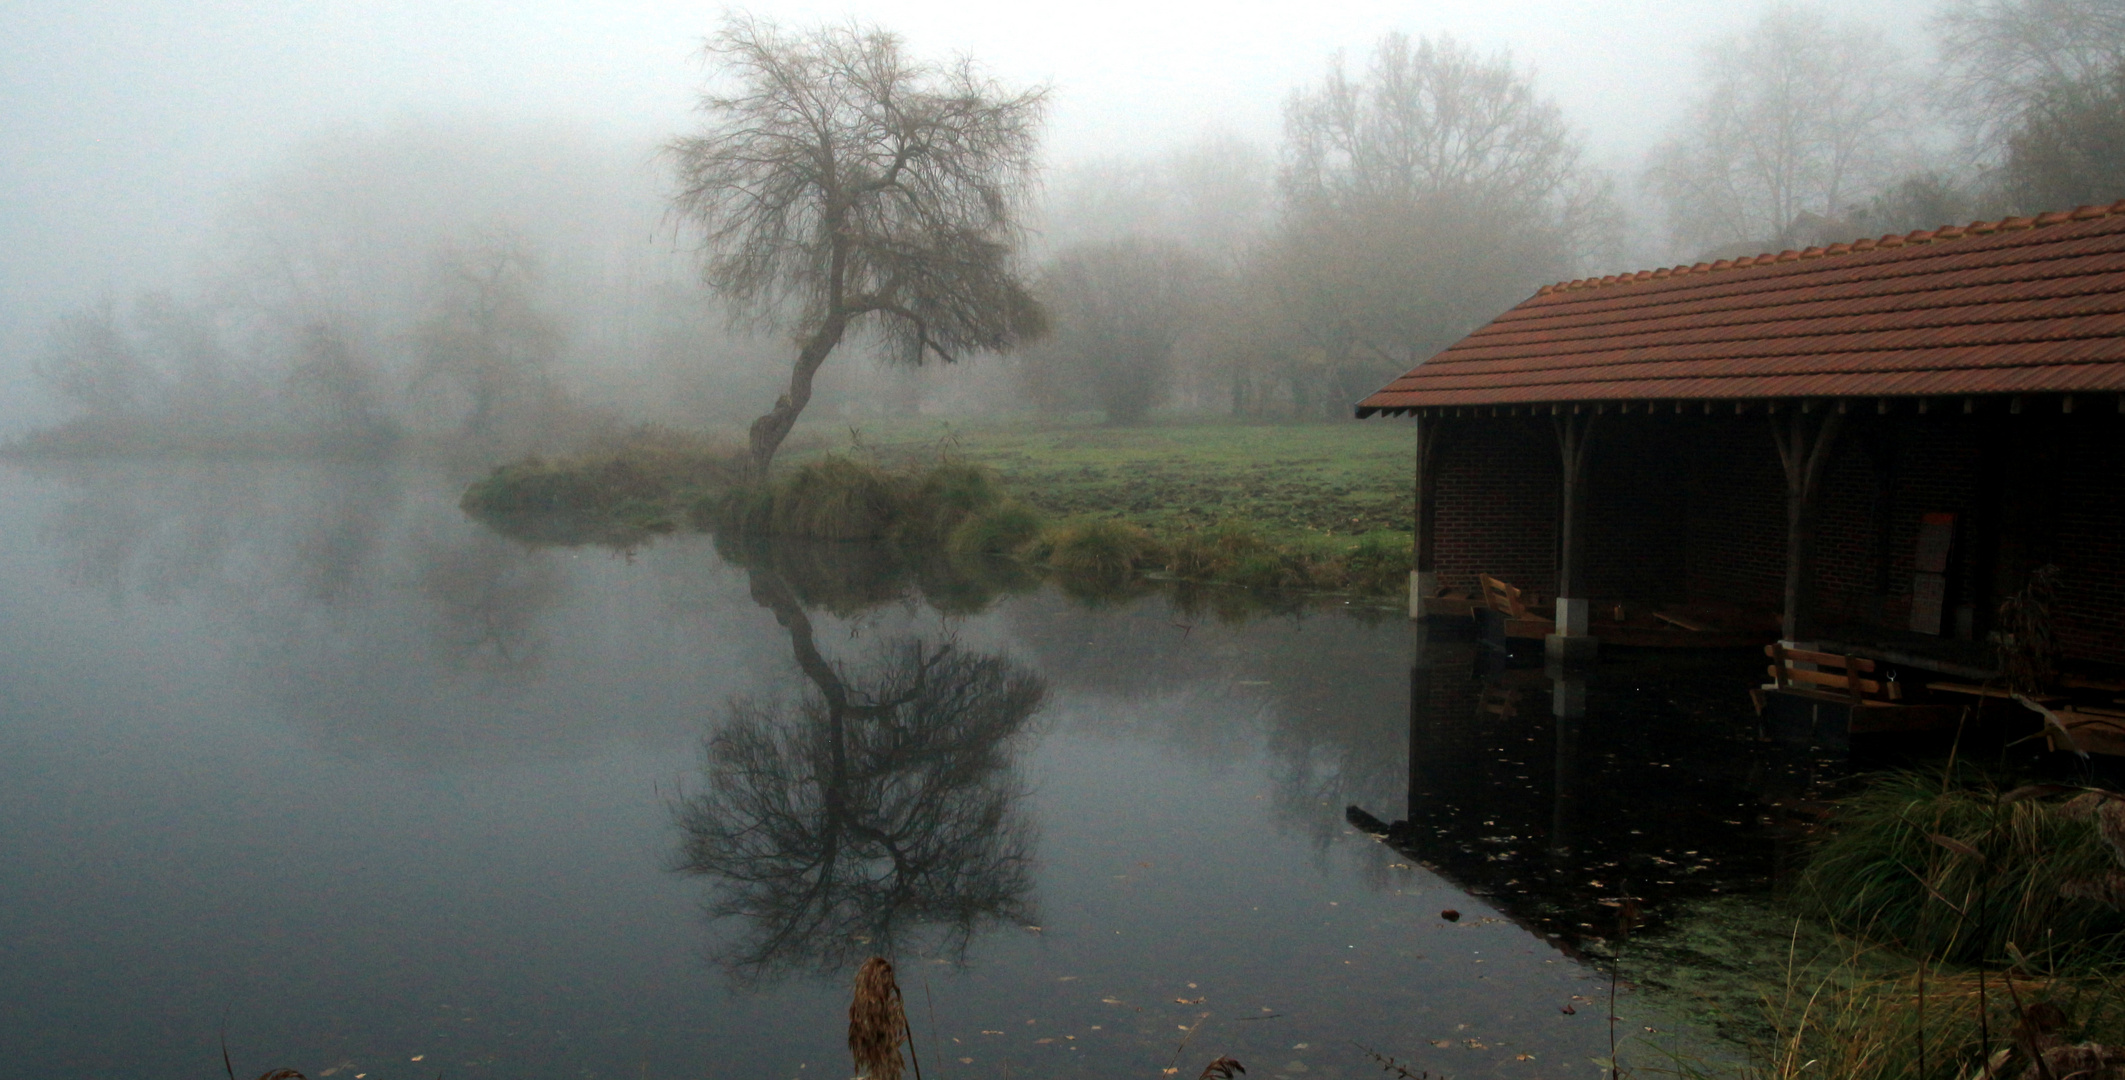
[0,0,1937,419]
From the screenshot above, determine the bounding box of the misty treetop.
[1648,0,2125,261]
[666,14,1050,479]
[23,0,2125,452]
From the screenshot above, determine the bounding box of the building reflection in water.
[670,561,1048,983]
[1352,624,1791,951]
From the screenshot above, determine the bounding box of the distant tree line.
[29,0,2125,443]
[1023,0,2125,421]
[22,121,920,459]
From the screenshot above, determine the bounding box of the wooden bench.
[1766,643,1902,702]
[1761,643,1959,738]
[1478,574,1555,639]
[2013,696,2125,757]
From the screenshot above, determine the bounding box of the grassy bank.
[827,416,1417,535]
[1625,769,2125,1080]
[461,418,1418,600]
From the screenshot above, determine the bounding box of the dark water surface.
[0,462,1803,1080]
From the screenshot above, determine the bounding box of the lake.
[0,460,1810,1079]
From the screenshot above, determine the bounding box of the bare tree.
[413,227,564,442]
[2003,64,2125,207]
[1646,4,1917,257]
[1264,33,1603,416]
[1040,134,1276,268]
[1024,237,1209,424]
[34,299,160,422]
[1938,0,2125,147]
[667,16,1049,481]
[1939,0,2125,210]
[283,324,395,453]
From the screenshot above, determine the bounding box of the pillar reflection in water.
[1355,621,1612,948]
[1547,659,1586,867]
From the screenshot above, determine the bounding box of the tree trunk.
[746,312,851,483]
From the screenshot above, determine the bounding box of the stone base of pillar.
[1545,633,1599,662]
[1555,596,1592,636]
[1550,672,1588,718]
[1409,570,1437,619]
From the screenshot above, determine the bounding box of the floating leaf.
[1199,1057,1246,1080]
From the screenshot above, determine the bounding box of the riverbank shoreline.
[458,418,1420,601]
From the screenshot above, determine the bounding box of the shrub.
[1165,520,1271,580]
[1795,771,2125,970]
[1749,963,2125,1080]
[769,455,907,540]
[1041,518,1160,582]
[903,463,1003,542]
[950,500,1045,556]
[1341,530,1413,595]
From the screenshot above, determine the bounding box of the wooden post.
[1549,412,1598,660]
[1861,424,1899,626]
[1409,416,1442,618]
[1769,407,1845,641]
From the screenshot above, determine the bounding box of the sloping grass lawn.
[797,415,1418,539]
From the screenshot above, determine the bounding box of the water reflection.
[1353,631,1789,951]
[672,561,1048,982]
[414,529,564,675]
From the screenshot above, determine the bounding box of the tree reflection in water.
[672,564,1047,982]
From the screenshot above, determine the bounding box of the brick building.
[1357,202,2125,671]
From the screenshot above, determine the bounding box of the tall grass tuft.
[1741,960,2125,1080]
[769,455,908,540]
[1794,771,2125,970]
[901,462,1001,542]
[1164,520,1274,579]
[1341,530,1414,594]
[461,426,744,519]
[949,500,1045,556]
[1037,518,1161,582]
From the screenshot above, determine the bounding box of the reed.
[850,956,914,1080]
[1793,772,2125,970]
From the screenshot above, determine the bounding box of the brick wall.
[1681,420,1787,610]
[1805,418,1987,632]
[1586,417,1690,603]
[1431,419,1558,595]
[2053,416,2125,665]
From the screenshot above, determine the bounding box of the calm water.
[0,461,1804,1080]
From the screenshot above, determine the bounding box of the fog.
[0,0,2080,441]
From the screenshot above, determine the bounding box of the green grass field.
[790,415,1419,538]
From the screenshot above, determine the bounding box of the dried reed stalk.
[850,956,910,1080]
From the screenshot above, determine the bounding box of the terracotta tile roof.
[1355,200,2125,416]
